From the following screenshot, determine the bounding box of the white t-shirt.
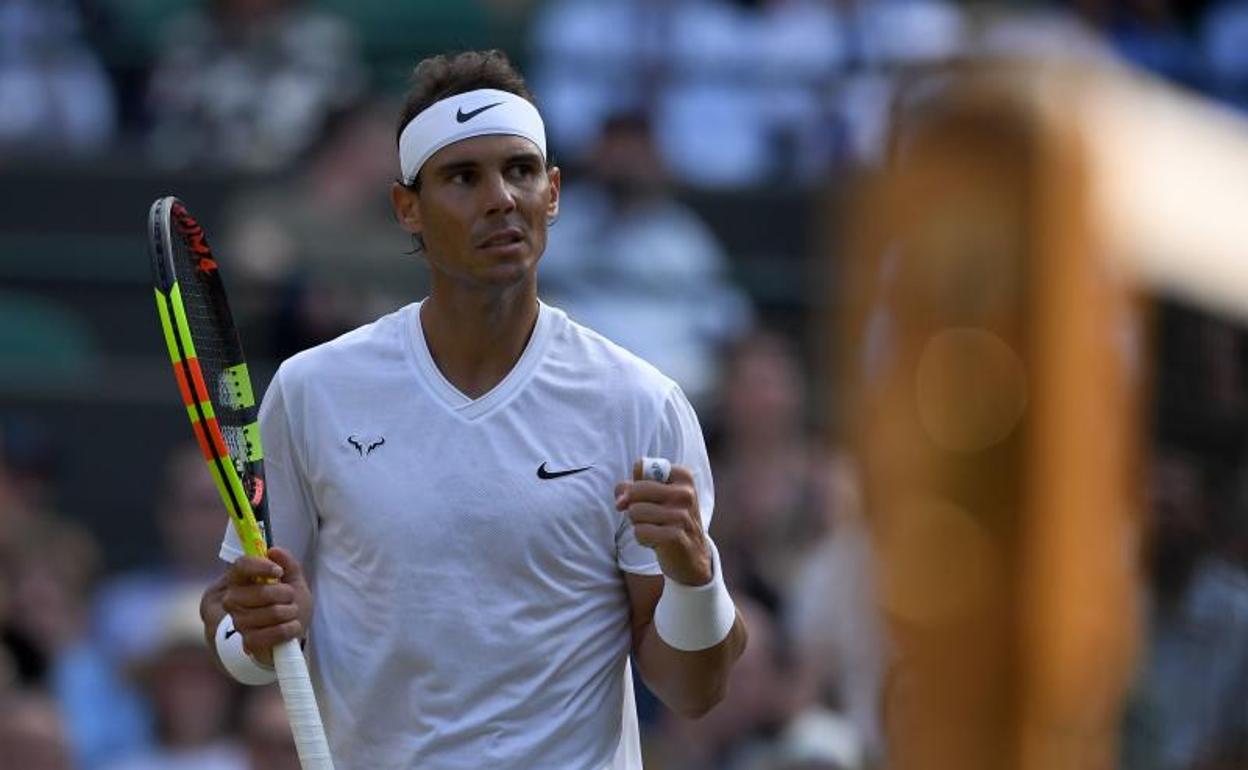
[221,300,714,770]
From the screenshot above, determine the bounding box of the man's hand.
[221,547,312,666]
[616,459,712,586]
[619,458,748,718]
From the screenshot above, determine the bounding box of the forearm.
[634,610,748,718]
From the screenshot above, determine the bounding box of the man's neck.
[419,283,540,399]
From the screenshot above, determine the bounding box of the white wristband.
[653,538,737,652]
[215,614,277,686]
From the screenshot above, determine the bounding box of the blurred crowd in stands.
[6,0,1248,179]
[3,0,1248,769]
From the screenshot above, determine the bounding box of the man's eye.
[508,164,537,180]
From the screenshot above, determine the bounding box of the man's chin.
[473,258,538,290]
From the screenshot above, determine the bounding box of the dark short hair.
[396,49,537,189]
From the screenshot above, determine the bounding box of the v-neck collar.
[405,299,555,421]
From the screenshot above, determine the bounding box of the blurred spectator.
[655,0,847,187]
[145,0,365,173]
[5,510,148,770]
[0,0,117,161]
[1121,447,1248,770]
[239,687,299,770]
[528,0,662,162]
[92,445,234,666]
[0,689,75,770]
[531,0,848,187]
[101,589,244,770]
[541,111,754,404]
[220,100,418,360]
[699,334,886,763]
[709,331,822,601]
[784,450,886,763]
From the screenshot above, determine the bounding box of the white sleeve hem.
[618,561,664,577]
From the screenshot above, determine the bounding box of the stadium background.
[2,1,1248,769]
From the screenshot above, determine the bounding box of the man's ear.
[546,166,561,221]
[390,182,422,235]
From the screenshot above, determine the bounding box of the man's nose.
[481,171,517,215]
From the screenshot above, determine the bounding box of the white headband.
[399,88,547,184]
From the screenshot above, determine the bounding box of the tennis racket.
[148,196,335,770]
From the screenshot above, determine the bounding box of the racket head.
[151,202,336,770]
[149,196,271,557]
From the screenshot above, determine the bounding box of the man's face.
[394,134,559,291]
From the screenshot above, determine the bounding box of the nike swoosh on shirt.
[537,462,592,480]
[456,102,504,123]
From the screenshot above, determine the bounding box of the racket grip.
[273,639,335,770]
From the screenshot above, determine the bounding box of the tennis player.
[199,49,747,769]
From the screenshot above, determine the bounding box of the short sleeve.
[219,368,318,564]
[616,384,715,575]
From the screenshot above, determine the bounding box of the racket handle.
[273,639,335,770]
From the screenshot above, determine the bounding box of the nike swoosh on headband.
[456,102,504,123]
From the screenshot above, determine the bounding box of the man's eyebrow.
[429,150,542,177]
[430,159,480,177]
[506,150,543,165]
